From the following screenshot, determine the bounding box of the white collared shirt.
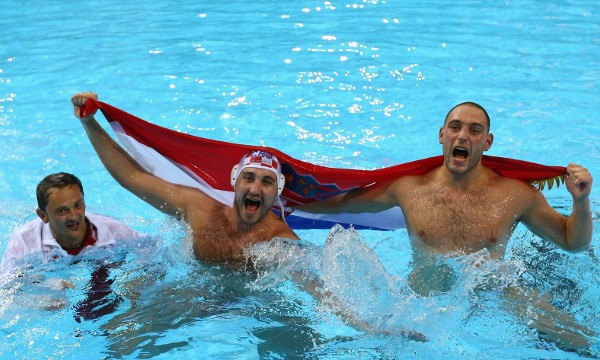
[1,212,141,271]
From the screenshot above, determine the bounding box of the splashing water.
[246,225,415,332]
[1,224,597,358]
[246,225,526,332]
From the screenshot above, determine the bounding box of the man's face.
[233,167,279,225]
[36,184,87,247]
[439,105,493,176]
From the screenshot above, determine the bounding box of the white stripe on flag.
[110,122,235,207]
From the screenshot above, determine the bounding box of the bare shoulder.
[488,170,538,195]
[275,223,300,240]
[389,171,437,192]
[484,170,545,218]
[266,212,300,240]
[386,172,435,206]
[390,171,433,187]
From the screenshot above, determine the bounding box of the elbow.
[562,220,593,253]
[563,239,591,253]
[113,176,136,194]
[563,246,586,254]
[108,169,144,190]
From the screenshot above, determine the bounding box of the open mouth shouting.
[244,197,262,215]
[452,146,469,164]
[237,195,268,225]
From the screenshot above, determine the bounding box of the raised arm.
[71,92,202,218]
[522,163,592,252]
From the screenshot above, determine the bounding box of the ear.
[36,208,49,223]
[438,127,444,144]
[484,133,493,151]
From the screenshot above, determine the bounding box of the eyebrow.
[447,119,485,128]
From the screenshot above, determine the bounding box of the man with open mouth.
[299,101,592,293]
[298,101,594,350]
[301,101,592,260]
[72,92,298,263]
[232,151,286,227]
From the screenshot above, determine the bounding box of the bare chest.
[401,185,520,253]
[186,211,273,262]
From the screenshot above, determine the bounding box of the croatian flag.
[81,99,567,231]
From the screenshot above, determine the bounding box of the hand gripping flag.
[81,99,567,230]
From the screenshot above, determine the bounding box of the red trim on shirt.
[65,222,98,256]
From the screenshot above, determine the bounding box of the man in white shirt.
[1,172,141,270]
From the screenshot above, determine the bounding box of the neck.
[230,207,257,233]
[439,163,487,188]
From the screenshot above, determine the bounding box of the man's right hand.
[71,92,98,121]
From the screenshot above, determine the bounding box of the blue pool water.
[1,0,599,359]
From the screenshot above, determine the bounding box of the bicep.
[297,179,398,214]
[341,182,398,212]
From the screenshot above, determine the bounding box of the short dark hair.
[444,102,491,132]
[36,172,84,211]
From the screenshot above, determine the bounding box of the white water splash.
[246,225,419,333]
[245,224,537,341]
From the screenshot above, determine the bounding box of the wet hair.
[444,102,491,132]
[36,172,84,211]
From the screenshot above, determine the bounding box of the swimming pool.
[1,0,598,358]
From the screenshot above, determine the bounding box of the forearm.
[298,187,393,214]
[298,194,354,214]
[79,116,146,190]
[565,198,592,251]
[562,163,593,251]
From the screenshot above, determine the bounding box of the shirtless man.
[301,101,592,268]
[71,92,298,262]
[299,101,594,350]
[72,92,425,339]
